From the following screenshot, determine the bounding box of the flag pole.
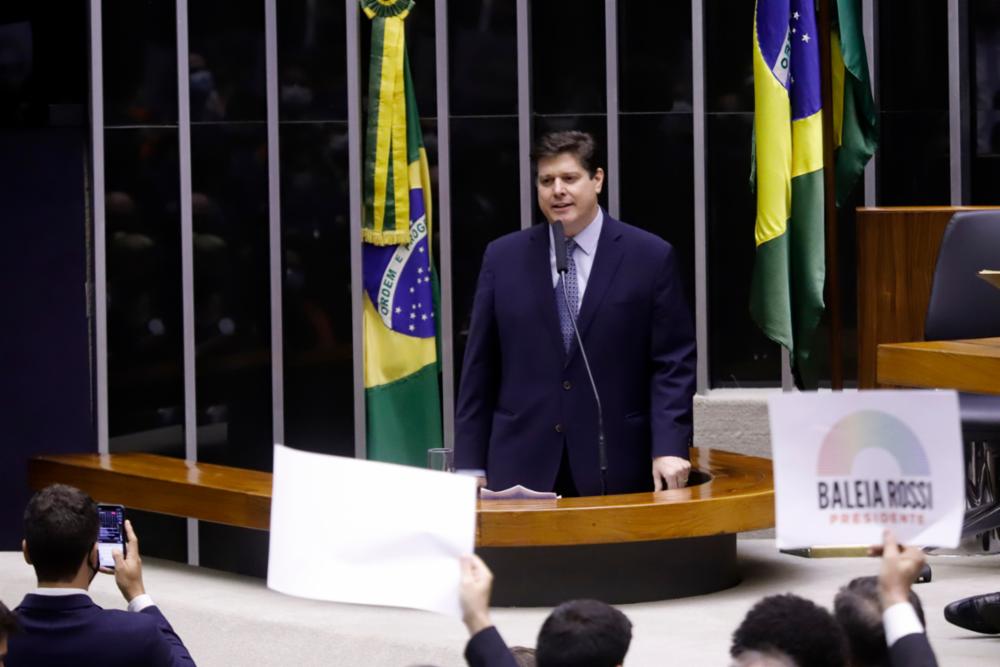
[817,0,844,390]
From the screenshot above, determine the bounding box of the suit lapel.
[568,215,625,365]
[529,223,566,356]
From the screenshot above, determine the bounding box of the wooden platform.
[29,447,774,605]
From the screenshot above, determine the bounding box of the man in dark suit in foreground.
[459,554,631,667]
[455,131,697,496]
[0,601,16,666]
[729,530,937,667]
[872,530,938,667]
[6,484,194,667]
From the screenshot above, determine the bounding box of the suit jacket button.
[554,423,563,433]
[562,380,572,390]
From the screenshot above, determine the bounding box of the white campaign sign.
[267,445,477,617]
[768,390,964,549]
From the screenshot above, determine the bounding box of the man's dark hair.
[531,131,600,177]
[23,484,99,582]
[834,576,925,667]
[536,599,631,667]
[731,594,848,667]
[0,600,17,641]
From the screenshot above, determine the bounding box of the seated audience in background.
[458,555,632,667]
[729,593,848,667]
[835,575,925,666]
[869,530,938,667]
[6,484,194,667]
[0,601,17,666]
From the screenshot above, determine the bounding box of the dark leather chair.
[924,211,1000,548]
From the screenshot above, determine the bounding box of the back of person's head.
[23,484,99,582]
[834,576,925,667]
[536,599,631,667]
[731,594,847,667]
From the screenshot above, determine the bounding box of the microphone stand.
[552,219,608,496]
[561,279,608,496]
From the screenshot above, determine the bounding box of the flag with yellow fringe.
[361,0,442,465]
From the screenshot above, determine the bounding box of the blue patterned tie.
[556,238,579,353]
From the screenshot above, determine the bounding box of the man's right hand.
[876,529,926,607]
[111,519,147,603]
[459,554,494,636]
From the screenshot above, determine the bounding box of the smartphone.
[97,504,126,570]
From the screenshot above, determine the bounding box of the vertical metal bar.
[948,0,970,205]
[604,0,620,218]
[862,0,877,206]
[691,0,709,394]
[265,0,285,446]
[347,0,367,459]
[517,0,533,229]
[90,0,109,453]
[434,0,455,450]
[948,0,961,204]
[781,349,794,391]
[176,0,199,566]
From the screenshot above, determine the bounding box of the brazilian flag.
[360,0,442,465]
[750,0,877,389]
[750,0,826,389]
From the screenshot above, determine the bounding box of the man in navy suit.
[6,484,194,667]
[455,130,697,495]
[0,600,16,666]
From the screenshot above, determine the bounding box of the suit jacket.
[464,627,519,667]
[455,214,696,495]
[890,632,938,667]
[7,593,194,667]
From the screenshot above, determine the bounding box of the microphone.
[551,219,609,495]
[552,219,568,273]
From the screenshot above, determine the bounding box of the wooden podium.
[30,447,774,606]
[857,206,1000,388]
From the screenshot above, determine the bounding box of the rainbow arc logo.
[816,410,931,477]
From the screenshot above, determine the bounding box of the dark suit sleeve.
[890,632,938,667]
[464,626,520,667]
[140,606,196,666]
[455,244,500,470]
[649,244,697,459]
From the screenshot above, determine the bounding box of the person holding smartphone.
[6,484,195,666]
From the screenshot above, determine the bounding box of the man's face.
[536,152,604,232]
[1,634,7,666]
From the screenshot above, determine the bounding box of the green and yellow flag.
[831,0,878,207]
[361,0,442,465]
[750,0,877,388]
[750,0,826,388]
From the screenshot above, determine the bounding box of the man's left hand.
[652,456,691,491]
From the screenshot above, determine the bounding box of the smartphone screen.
[97,504,125,570]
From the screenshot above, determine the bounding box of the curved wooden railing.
[477,448,774,546]
[28,447,774,545]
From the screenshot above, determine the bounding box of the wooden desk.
[877,337,1000,394]
[856,206,1000,387]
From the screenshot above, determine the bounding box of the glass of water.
[427,447,455,472]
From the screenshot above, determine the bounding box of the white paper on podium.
[267,444,477,617]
